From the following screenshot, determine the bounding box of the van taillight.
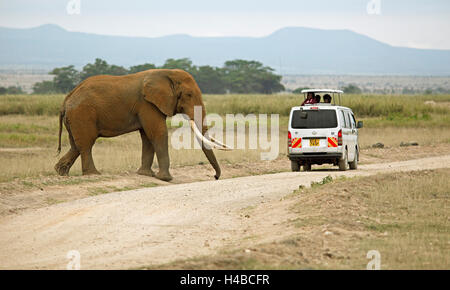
[288,131,292,147]
[338,129,343,146]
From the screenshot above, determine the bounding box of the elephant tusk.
[189,120,231,151]
[209,136,232,150]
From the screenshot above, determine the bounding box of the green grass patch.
[0,132,57,147]
[0,123,54,134]
[0,94,64,116]
[311,175,333,188]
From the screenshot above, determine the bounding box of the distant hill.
[1,24,450,75]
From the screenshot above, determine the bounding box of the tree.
[436,87,449,94]
[50,65,80,93]
[402,87,416,95]
[258,70,285,94]
[222,60,284,94]
[80,58,110,80]
[161,58,194,72]
[1,86,25,94]
[108,65,129,76]
[129,63,156,74]
[32,81,58,94]
[80,58,128,80]
[293,87,310,94]
[191,66,227,94]
[342,84,362,94]
[28,58,287,96]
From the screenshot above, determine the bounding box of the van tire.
[303,163,312,171]
[339,150,348,171]
[291,161,300,172]
[349,149,358,170]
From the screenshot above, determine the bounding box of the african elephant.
[54,69,228,181]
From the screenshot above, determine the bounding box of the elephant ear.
[142,73,177,117]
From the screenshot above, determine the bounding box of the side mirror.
[357,121,364,129]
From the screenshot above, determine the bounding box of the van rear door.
[290,108,338,153]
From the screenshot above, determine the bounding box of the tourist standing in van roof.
[301,92,316,106]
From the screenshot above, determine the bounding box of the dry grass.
[0,115,284,181]
[0,93,450,182]
[0,94,63,116]
[1,113,450,182]
[2,93,450,119]
[360,170,450,269]
[149,169,450,270]
[358,127,450,148]
[205,93,450,118]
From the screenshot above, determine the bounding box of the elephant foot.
[137,168,155,177]
[82,169,101,175]
[155,171,173,182]
[54,163,69,176]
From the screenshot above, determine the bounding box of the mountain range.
[1,24,449,75]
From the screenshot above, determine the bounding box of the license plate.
[310,139,320,146]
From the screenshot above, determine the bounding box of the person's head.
[323,94,332,103]
[307,92,314,99]
[314,95,321,103]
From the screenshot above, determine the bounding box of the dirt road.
[1,155,449,269]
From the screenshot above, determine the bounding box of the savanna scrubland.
[0,93,449,181]
[0,93,449,269]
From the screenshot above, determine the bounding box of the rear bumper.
[288,153,343,164]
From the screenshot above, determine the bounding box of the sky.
[1,0,450,49]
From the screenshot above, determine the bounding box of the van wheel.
[303,163,312,171]
[291,161,300,172]
[339,150,348,171]
[349,149,358,170]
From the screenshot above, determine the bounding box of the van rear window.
[291,110,337,129]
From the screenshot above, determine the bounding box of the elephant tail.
[57,109,64,155]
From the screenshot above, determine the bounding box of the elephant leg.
[80,147,100,175]
[55,133,80,176]
[137,129,155,177]
[138,112,172,181]
[69,112,101,175]
[152,133,172,181]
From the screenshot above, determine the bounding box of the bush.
[342,84,362,94]
[32,81,58,94]
[0,86,25,95]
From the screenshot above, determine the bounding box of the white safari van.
[288,89,363,171]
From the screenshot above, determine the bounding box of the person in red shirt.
[301,92,316,106]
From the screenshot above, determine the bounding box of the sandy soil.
[2,143,450,217]
[1,154,449,269]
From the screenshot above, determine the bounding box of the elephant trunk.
[187,107,222,180]
[200,124,221,180]
[201,143,221,180]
